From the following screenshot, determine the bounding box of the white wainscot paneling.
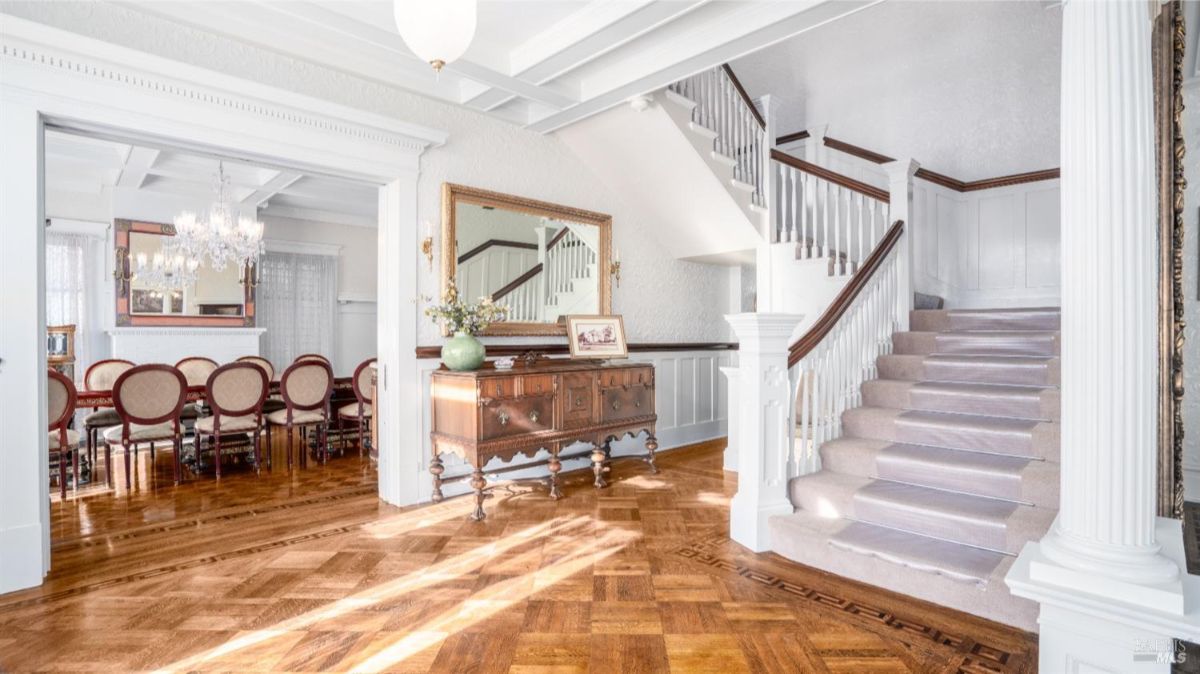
[913,180,1061,309]
[336,299,377,376]
[414,350,732,502]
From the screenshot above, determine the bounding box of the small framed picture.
[566,315,628,359]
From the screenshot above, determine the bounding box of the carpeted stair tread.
[860,379,1058,421]
[829,520,1009,586]
[893,331,1059,357]
[768,511,1036,630]
[816,438,1056,506]
[841,407,1059,460]
[877,353,1060,387]
[910,307,1061,332]
[789,472,1054,554]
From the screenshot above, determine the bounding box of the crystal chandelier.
[135,237,200,291]
[173,161,265,273]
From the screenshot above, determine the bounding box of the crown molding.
[263,238,342,256]
[0,15,448,154]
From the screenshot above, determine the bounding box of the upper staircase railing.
[668,64,767,208]
[772,150,891,277]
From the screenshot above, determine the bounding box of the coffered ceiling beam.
[240,170,304,207]
[115,146,159,189]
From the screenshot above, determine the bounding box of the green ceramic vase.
[442,331,485,371]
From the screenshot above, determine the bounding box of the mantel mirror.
[114,219,256,327]
[441,183,612,336]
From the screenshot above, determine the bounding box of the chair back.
[47,368,77,433]
[294,353,331,366]
[352,358,377,405]
[206,362,269,418]
[112,365,188,426]
[280,360,333,412]
[175,357,219,387]
[236,356,275,382]
[84,358,134,391]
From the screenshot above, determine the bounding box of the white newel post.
[725,313,803,552]
[719,365,740,471]
[1005,2,1200,670]
[883,159,918,331]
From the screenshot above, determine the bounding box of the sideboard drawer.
[562,373,595,429]
[601,384,653,422]
[520,374,555,397]
[480,396,553,440]
[479,377,517,399]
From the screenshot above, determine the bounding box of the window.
[257,251,338,368]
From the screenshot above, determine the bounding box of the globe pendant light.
[393,0,477,73]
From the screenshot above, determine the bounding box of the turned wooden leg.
[429,455,445,503]
[548,452,563,500]
[123,441,133,490]
[173,435,182,485]
[591,446,608,489]
[254,426,262,475]
[265,423,273,471]
[105,443,113,489]
[59,450,67,500]
[469,469,487,521]
[286,425,294,471]
[357,417,365,458]
[645,434,659,474]
[214,433,222,480]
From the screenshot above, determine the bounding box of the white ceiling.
[117,0,882,132]
[730,1,1062,181]
[45,129,379,227]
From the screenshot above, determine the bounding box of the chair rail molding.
[0,15,446,595]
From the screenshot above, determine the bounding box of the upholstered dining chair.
[48,368,80,499]
[175,356,219,423]
[195,362,269,479]
[294,353,331,366]
[337,358,375,457]
[266,360,333,471]
[82,358,134,472]
[236,356,285,414]
[104,364,188,488]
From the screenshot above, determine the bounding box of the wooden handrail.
[458,239,537,264]
[721,64,765,129]
[491,263,543,302]
[771,149,889,202]
[788,220,904,367]
[547,226,570,250]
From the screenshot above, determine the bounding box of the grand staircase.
[770,307,1061,630]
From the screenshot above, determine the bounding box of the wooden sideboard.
[430,360,657,520]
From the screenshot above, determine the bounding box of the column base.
[729,493,792,553]
[1007,518,1200,672]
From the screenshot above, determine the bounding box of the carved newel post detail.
[725,313,804,553]
[1005,2,1200,670]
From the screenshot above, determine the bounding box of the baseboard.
[0,522,47,595]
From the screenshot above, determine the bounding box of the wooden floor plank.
[0,436,1036,672]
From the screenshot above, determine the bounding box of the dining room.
[42,127,383,539]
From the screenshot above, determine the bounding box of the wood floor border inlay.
[671,536,1020,674]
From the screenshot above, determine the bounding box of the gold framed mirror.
[440,183,612,336]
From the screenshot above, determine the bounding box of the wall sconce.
[421,220,435,272]
[112,248,133,295]
[610,246,621,288]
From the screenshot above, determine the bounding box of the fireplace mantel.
[107,327,266,365]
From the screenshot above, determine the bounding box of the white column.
[882,159,918,332]
[725,313,803,552]
[0,98,50,593]
[719,365,739,472]
[376,175,421,508]
[1006,2,1200,670]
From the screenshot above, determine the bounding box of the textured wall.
[1,0,732,345]
[733,1,1061,182]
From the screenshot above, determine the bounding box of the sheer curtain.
[257,251,338,369]
[45,232,93,376]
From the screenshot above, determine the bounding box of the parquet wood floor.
[1,436,1036,673]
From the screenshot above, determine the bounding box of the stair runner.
[769,307,1060,631]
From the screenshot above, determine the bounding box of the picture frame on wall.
[566,315,628,359]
